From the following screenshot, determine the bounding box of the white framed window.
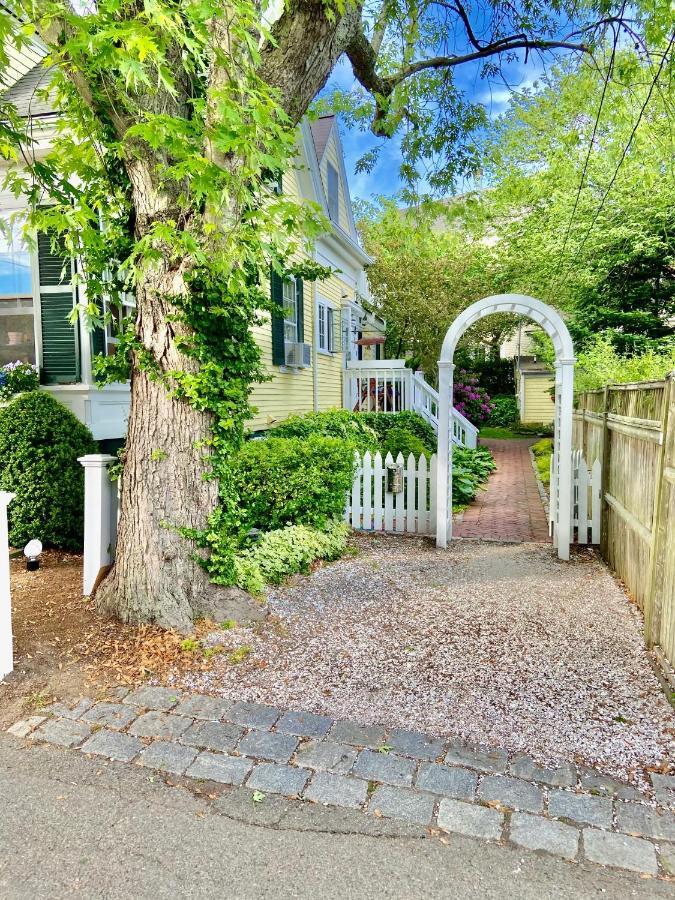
[283,279,298,344]
[317,299,336,353]
[0,216,37,366]
[104,291,136,354]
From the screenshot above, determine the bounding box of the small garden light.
[23,539,42,572]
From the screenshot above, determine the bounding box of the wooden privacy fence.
[574,374,675,676]
[345,450,438,535]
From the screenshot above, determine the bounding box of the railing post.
[0,491,15,681]
[79,454,117,596]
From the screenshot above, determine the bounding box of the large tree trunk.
[96,5,361,629]
[95,164,265,631]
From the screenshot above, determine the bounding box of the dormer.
[309,115,360,244]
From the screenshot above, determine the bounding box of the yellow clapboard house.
[248,115,385,432]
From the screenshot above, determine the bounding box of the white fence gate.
[344,451,438,535]
[1,491,14,681]
[550,449,601,545]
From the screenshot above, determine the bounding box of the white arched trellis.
[436,294,575,560]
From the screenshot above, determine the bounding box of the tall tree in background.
[0,1,666,628]
[483,46,675,353]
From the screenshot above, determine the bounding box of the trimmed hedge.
[235,434,356,532]
[0,391,98,549]
[234,520,350,594]
[360,410,437,452]
[383,425,430,460]
[268,409,377,451]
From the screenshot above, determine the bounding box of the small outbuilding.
[516,357,555,425]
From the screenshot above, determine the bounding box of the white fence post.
[0,491,14,681]
[79,454,117,596]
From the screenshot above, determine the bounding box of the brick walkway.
[455,438,550,543]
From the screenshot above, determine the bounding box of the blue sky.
[324,49,550,203]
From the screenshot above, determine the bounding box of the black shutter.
[296,277,304,342]
[270,267,285,366]
[37,231,79,384]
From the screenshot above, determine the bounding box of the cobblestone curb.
[528,444,550,521]
[9,692,675,880]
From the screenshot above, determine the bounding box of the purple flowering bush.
[453,371,494,426]
[0,360,40,401]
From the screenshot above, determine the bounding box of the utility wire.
[553,8,625,283]
[567,32,674,269]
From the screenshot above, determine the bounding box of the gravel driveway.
[177,535,674,787]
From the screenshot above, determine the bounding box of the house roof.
[309,115,335,162]
[3,61,55,118]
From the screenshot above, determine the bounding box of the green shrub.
[486,395,519,428]
[234,520,350,594]
[268,409,378,451]
[0,391,98,549]
[452,446,497,506]
[531,438,553,486]
[575,334,675,392]
[235,434,356,532]
[383,426,430,460]
[360,410,437,452]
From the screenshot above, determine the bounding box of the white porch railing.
[1,491,14,681]
[344,360,478,449]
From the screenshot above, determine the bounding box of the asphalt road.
[0,736,672,900]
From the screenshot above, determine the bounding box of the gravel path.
[176,535,674,787]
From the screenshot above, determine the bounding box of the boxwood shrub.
[0,391,98,549]
[360,410,437,452]
[382,426,430,460]
[235,434,356,532]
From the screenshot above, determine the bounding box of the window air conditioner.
[285,342,311,368]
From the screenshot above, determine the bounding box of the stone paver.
[387,729,444,761]
[124,687,182,711]
[510,754,576,788]
[81,702,138,730]
[227,701,280,730]
[32,718,91,748]
[352,749,417,786]
[275,710,333,739]
[246,763,309,797]
[12,695,673,883]
[173,694,232,721]
[180,720,244,753]
[650,774,675,808]
[415,763,477,801]
[369,786,435,825]
[454,438,550,542]
[81,729,143,762]
[7,716,46,738]
[129,711,192,740]
[186,752,252,785]
[579,771,641,800]
[437,798,503,840]
[548,791,612,828]
[615,802,675,841]
[137,741,197,775]
[478,775,543,813]
[304,772,368,809]
[583,828,658,875]
[660,843,675,876]
[328,721,386,748]
[238,730,298,763]
[43,698,94,720]
[294,741,357,774]
[444,745,508,774]
[510,813,579,860]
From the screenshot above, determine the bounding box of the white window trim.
[317,297,336,355]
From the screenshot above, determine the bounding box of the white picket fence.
[0,491,14,681]
[550,449,601,545]
[344,451,438,535]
